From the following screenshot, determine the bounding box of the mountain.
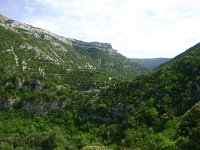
[130,57,171,69]
[0,14,146,83]
[0,13,199,149]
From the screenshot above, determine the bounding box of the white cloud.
[20,0,200,57]
[24,6,35,14]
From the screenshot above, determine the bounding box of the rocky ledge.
[70,39,118,54]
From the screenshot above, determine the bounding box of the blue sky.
[1,0,200,58]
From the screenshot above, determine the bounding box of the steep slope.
[130,57,171,69]
[90,42,200,149]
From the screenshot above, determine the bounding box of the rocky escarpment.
[0,77,66,113]
[70,40,118,54]
[0,14,118,54]
[0,98,18,110]
[22,101,66,114]
[0,98,66,114]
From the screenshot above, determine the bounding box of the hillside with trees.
[0,14,199,149]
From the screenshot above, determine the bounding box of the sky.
[1,0,200,58]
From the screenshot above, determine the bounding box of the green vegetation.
[0,16,199,149]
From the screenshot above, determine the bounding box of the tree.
[177,102,200,149]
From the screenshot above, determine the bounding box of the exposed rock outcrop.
[0,98,18,110]
[35,79,43,90]
[83,89,100,95]
[22,101,66,114]
[15,77,22,89]
[70,39,118,54]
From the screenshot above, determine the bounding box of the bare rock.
[35,79,43,90]
[22,101,66,114]
[15,77,22,88]
[70,39,118,54]
[0,98,17,110]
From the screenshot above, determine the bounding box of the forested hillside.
[93,42,200,149]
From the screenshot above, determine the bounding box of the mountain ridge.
[0,14,118,55]
[130,57,171,69]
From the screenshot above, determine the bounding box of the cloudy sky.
[1,0,200,58]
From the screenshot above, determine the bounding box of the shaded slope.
[130,57,171,69]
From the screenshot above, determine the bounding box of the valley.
[0,14,199,150]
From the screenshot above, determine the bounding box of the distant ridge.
[130,57,171,69]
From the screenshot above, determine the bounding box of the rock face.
[0,98,17,110]
[15,77,22,89]
[22,101,66,114]
[35,79,43,90]
[83,89,100,96]
[70,39,118,54]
